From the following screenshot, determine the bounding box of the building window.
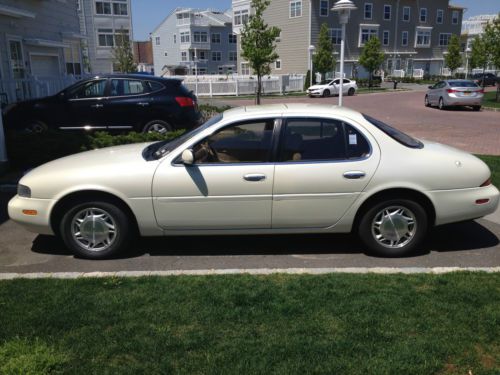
[359,26,378,46]
[241,62,250,75]
[9,40,25,79]
[402,6,410,22]
[420,8,427,23]
[113,2,128,15]
[229,34,237,44]
[275,60,282,70]
[383,5,391,20]
[212,51,222,61]
[436,9,444,24]
[95,1,111,15]
[402,31,409,46]
[98,28,114,46]
[177,12,190,25]
[329,28,342,45]
[193,31,208,43]
[155,36,160,45]
[114,29,129,46]
[181,51,187,61]
[452,10,459,25]
[174,34,176,43]
[229,51,237,62]
[234,9,249,25]
[439,33,451,46]
[320,0,329,17]
[383,30,390,46]
[211,33,221,43]
[76,0,81,11]
[180,32,190,44]
[364,3,373,20]
[290,1,302,18]
[415,28,431,47]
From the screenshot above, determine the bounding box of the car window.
[343,79,350,84]
[449,81,478,88]
[192,119,275,164]
[109,79,146,96]
[146,81,164,92]
[333,79,339,85]
[67,79,107,99]
[363,114,423,149]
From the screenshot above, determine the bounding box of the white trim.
[0,4,36,18]
[24,38,70,49]
[363,2,373,20]
[415,27,432,48]
[383,4,391,21]
[358,24,379,47]
[402,6,410,22]
[401,30,409,47]
[419,7,427,23]
[275,59,282,70]
[382,30,390,46]
[6,35,25,79]
[319,0,329,17]
[452,10,459,25]
[436,9,444,24]
[289,0,303,18]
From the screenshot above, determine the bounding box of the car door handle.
[137,102,150,107]
[243,174,266,182]
[91,104,103,108]
[343,171,366,179]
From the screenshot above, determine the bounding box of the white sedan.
[307,79,358,97]
[8,104,499,259]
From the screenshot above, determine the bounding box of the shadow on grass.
[31,220,498,259]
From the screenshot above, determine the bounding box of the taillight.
[477,89,484,94]
[175,96,195,107]
[480,178,491,187]
[447,89,458,93]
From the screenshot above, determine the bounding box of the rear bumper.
[444,95,483,106]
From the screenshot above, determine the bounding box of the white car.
[8,104,499,259]
[307,79,358,97]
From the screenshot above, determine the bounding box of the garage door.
[30,55,60,77]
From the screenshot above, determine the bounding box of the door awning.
[24,38,70,48]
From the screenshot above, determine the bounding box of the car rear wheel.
[60,201,133,259]
[438,98,446,110]
[142,120,173,134]
[358,199,428,257]
[348,88,355,96]
[473,106,481,111]
[322,90,330,97]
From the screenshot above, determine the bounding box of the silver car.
[425,80,484,111]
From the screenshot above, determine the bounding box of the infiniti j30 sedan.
[8,104,499,259]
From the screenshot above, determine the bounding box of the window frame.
[420,8,427,23]
[320,0,329,17]
[364,3,373,20]
[436,9,444,24]
[329,28,342,45]
[108,78,149,97]
[415,27,432,48]
[211,33,221,44]
[439,33,451,47]
[359,25,379,47]
[452,10,459,25]
[383,4,391,21]
[290,0,302,18]
[402,6,410,22]
[401,30,409,46]
[383,30,390,46]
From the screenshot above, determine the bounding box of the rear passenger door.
[272,117,380,229]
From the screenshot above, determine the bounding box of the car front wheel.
[348,88,355,96]
[425,95,430,107]
[60,201,133,259]
[438,98,446,110]
[322,89,330,97]
[358,199,428,257]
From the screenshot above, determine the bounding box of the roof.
[91,74,182,83]
[448,4,466,10]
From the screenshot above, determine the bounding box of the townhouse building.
[462,14,498,50]
[77,0,133,74]
[232,0,464,78]
[151,8,237,76]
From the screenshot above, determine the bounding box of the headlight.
[17,184,31,198]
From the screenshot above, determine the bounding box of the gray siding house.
[151,8,237,76]
[232,0,464,78]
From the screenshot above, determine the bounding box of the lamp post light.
[331,0,357,106]
[308,45,315,86]
[465,47,471,80]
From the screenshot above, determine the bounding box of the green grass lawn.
[1,273,499,374]
[483,91,500,109]
[477,155,500,187]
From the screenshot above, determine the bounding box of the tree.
[444,34,461,75]
[112,28,137,73]
[470,36,487,76]
[313,23,335,81]
[240,0,280,104]
[358,36,385,88]
[470,14,500,90]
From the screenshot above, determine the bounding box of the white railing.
[441,68,452,77]
[413,69,424,79]
[392,69,405,78]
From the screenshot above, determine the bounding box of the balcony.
[180,41,211,50]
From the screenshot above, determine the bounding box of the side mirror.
[181,149,194,165]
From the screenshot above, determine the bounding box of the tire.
[358,199,428,257]
[59,200,133,259]
[348,87,355,96]
[322,89,330,97]
[424,95,430,107]
[438,97,446,110]
[142,120,173,134]
[24,120,47,133]
[473,106,481,111]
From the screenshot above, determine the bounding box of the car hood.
[20,142,160,199]
[308,84,327,90]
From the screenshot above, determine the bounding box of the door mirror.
[181,149,194,165]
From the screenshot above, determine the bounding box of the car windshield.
[362,114,424,149]
[145,114,223,160]
[449,81,478,88]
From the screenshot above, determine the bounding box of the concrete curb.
[482,106,500,112]
[1,267,500,279]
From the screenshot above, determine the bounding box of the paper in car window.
[349,134,358,145]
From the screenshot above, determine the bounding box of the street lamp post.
[332,0,357,107]
[308,45,315,86]
[465,47,471,79]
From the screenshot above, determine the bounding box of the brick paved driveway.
[209,90,500,155]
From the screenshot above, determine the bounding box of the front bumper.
[8,195,55,235]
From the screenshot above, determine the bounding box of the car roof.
[90,74,182,83]
[222,103,363,121]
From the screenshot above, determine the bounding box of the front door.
[152,118,277,229]
[272,117,380,228]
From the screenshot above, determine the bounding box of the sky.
[131,0,500,40]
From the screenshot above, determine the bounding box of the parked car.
[2,74,201,134]
[472,72,498,87]
[425,80,484,111]
[307,79,357,97]
[8,104,498,259]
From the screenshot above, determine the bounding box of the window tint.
[67,79,107,99]
[146,81,165,92]
[109,79,146,96]
[362,114,423,149]
[193,120,275,164]
[448,81,479,88]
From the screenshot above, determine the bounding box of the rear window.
[146,81,165,92]
[449,81,478,88]
[362,114,423,149]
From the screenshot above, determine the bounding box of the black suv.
[472,72,499,87]
[3,74,201,134]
